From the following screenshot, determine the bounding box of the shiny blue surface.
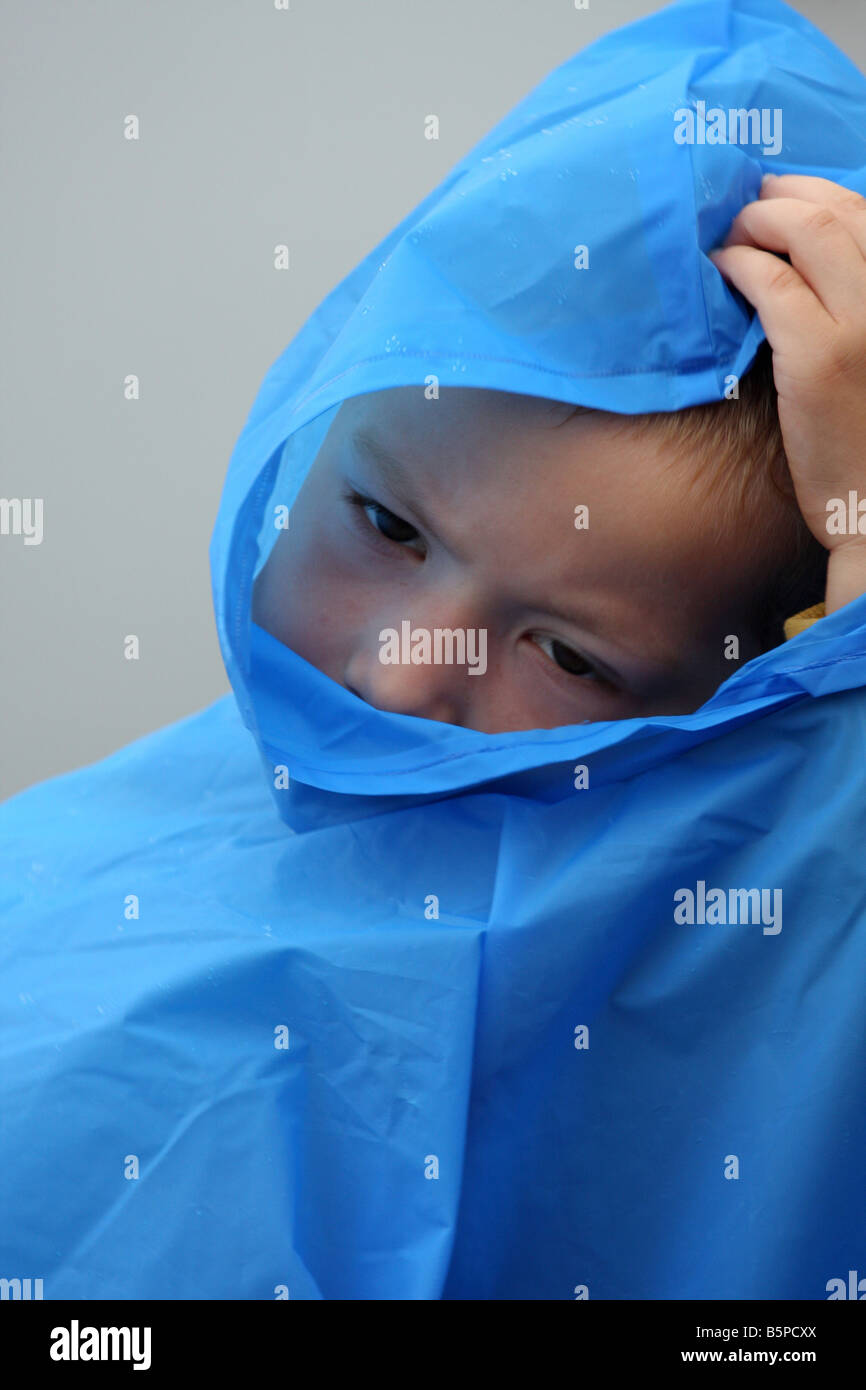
[2,0,866,1298]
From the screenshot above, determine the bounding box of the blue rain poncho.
[2,0,866,1300]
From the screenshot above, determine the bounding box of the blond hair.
[568,342,827,646]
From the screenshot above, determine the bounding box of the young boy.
[252,176,866,734]
[250,346,820,730]
[2,0,866,1305]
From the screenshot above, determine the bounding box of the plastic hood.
[5,0,866,1305]
[210,0,866,816]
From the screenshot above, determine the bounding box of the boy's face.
[252,386,776,733]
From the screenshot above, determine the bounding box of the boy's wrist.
[824,539,866,615]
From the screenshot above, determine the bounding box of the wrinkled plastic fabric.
[3,0,866,1299]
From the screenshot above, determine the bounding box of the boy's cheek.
[272,535,382,673]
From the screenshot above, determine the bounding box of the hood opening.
[207,0,866,821]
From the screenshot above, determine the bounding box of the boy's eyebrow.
[542,595,685,680]
[350,428,436,533]
[350,425,684,680]
[523,583,688,683]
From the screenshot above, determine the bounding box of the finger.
[718,196,866,320]
[759,173,866,257]
[708,242,833,348]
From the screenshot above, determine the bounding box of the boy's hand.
[709,173,866,616]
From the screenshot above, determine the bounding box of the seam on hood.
[291,348,746,417]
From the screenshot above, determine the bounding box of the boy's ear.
[743,340,796,506]
[769,454,798,504]
[763,531,829,645]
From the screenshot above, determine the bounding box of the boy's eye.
[343,487,607,685]
[348,490,420,545]
[533,634,601,681]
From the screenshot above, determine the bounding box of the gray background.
[2,0,863,800]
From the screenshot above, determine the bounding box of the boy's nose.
[346,670,462,724]
[344,617,480,726]
[345,652,463,725]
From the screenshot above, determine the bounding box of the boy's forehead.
[337,386,606,488]
[333,389,741,595]
[334,386,678,524]
[332,389,776,629]
[341,384,579,436]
